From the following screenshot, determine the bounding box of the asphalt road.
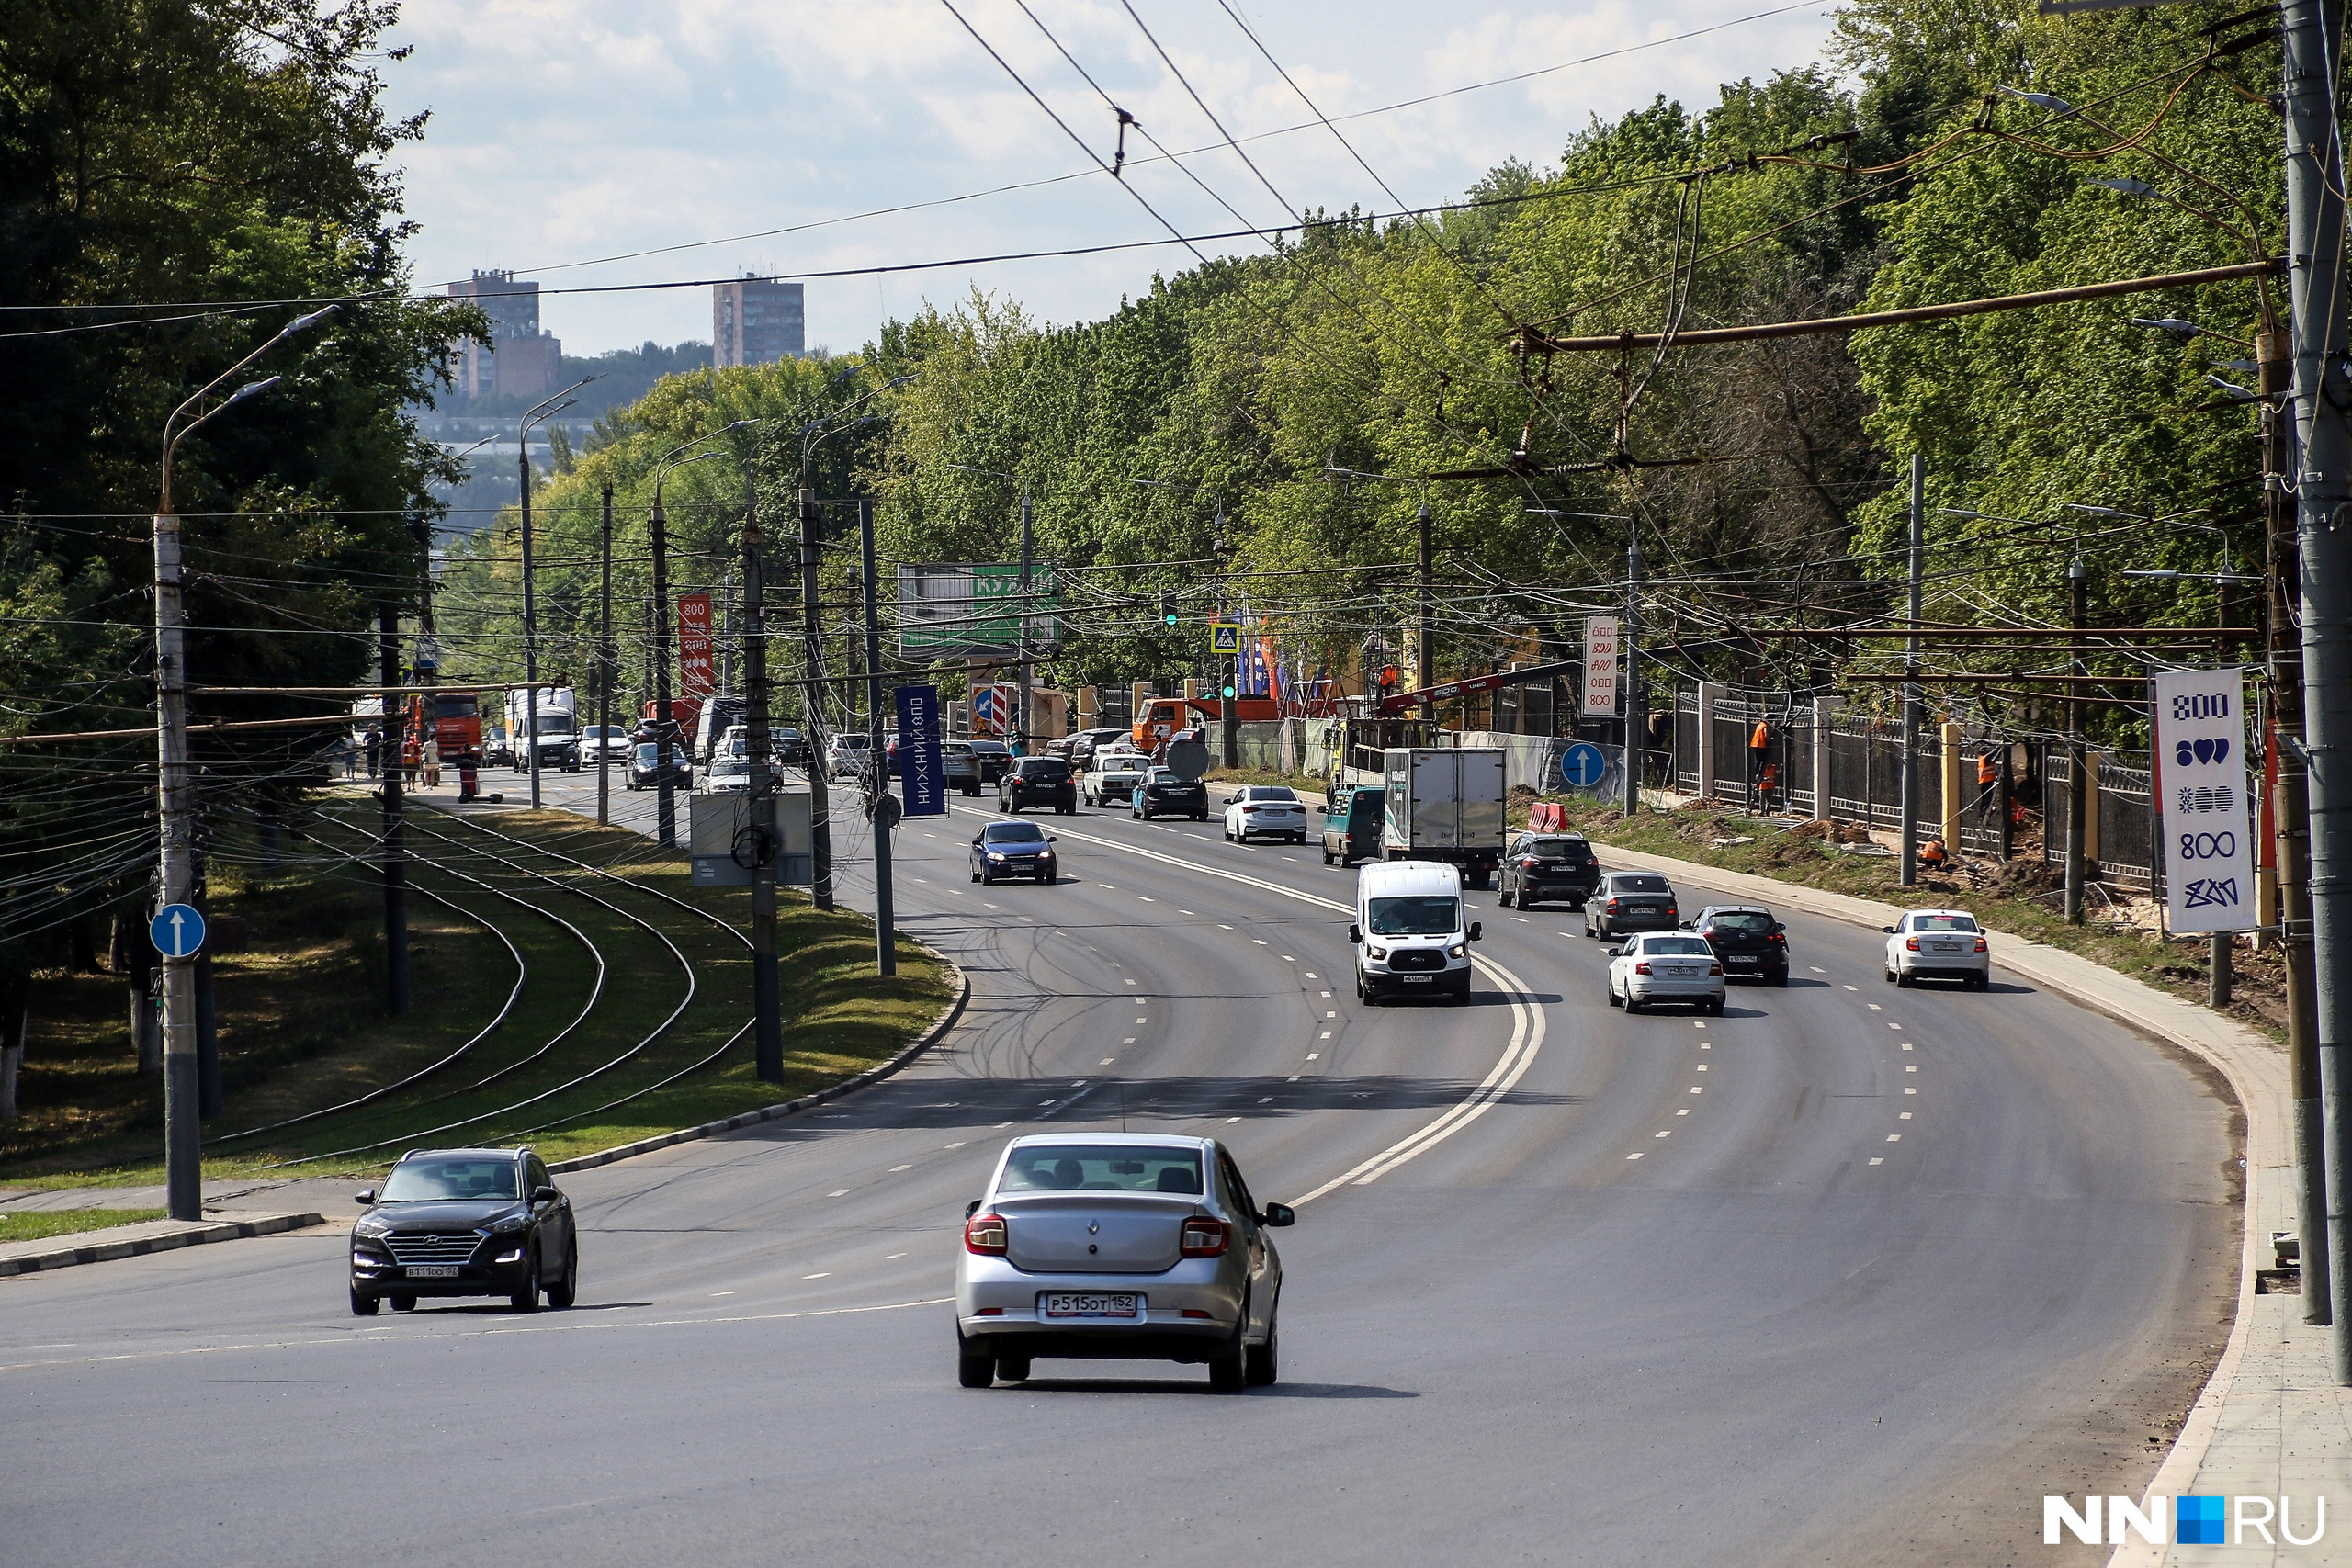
[1,763,2235,1566]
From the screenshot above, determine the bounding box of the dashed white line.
[1282,954,1295,962]
[1676,1108,1690,1116]
[943,1142,966,1149]
[1812,966,1827,974]
[1306,1052,1319,1060]
[1904,1087,1916,1094]
[1868,1157,1883,1166]
[1905,1065,1917,1072]
[710,1290,740,1297]
[1843,984,1858,991]
[1867,1003,1882,1010]
[1899,1111,1912,1119]
[1224,1116,1241,1124]
[1654,1130,1671,1138]
[886,1253,908,1259]
[1100,1057,1116,1066]
[1510,916,1529,923]
[1180,909,1196,916]
[827,1190,852,1198]
[1886,1134,1901,1142]
[888,1164,912,1172]
[1122,1036,1136,1044]
[803,1272,831,1280]
[1626,1151,1645,1159]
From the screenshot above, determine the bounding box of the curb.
[0,1211,326,1279]
[548,960,971,1175]
[1587,839,2269,1562]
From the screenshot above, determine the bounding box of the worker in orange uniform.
[1918,837,1950,871]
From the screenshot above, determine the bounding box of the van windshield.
[1366,896,1461,937]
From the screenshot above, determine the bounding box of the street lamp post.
[153,304,336,1222]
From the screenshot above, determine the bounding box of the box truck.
[1381,748,1507,888]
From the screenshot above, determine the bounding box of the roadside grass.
[1537,794,2290,1043]
[1204,765,1325,795]
[0,807,953,1187]
[0,1207,166,1243]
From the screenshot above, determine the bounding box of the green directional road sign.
[1210,623,1241,653]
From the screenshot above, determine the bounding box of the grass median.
[0,1207,167,1243]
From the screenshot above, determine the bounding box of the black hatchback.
[1584,871,1680,940]
[1688,904,1790,985]
[349,1147,578,1315]
[1498,832,1600,909]
[1000,757,1077,814]
[1134,767,1208,821]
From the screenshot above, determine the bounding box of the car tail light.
[1974,937,1988,952]
[1180,1308,1213,1319]
[1768,931,1786,944]
[1708,963,1724,976]
[1666,905,1678,918]
[1905,936,1920,952]
[1521,857,1541,869]
[1180,1217,1229,1258]
[1633,961,1652,976]
[1700,926,1715,940]
[1608,898,1622,912]
[964,1213,1008,1255]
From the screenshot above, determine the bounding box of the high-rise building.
[713,276,805,367]
[447,269,562,400]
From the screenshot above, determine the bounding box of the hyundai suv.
[349,1147,577,1315]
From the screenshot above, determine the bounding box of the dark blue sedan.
[970,819,1058,885]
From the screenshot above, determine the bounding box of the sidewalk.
[1589,839,2349,1565]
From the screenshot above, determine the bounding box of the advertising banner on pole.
[677,592,715,698]
[895,684,947,817]
[1582,617,1621,717]
[2153,667,2253,933]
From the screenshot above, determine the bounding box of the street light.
[516,377,598,808]
[153,303,336,1223]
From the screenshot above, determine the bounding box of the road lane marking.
[1904,1087,1916,1094]
[888,1164,912,1172]
[1306,1052,1319,1059]
[1696,1064,1708,1070]
[803,1272,831,1280]
[827,1189,852,1197]
[1101,1057,1116,1065]
[1654,1130,1670,1138]
[1886,1134,1901,1141]
[1899,1111,1912,1119]
[886,1253,908,1259]
[1626,1152,1644,1159]
[1905,1064,1916,1071]
[1225,1116,1241,1123]
[1181,909,1196,916]
[943,1142,966,1148]
[1677,1108,1690,1115]
[710,1291,740,1297]
[1844,985,1858,991]
[1869,1157,1883,1165]
[1867,1003,1881,1010]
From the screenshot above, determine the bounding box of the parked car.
[1688,904,1790,985]
[1584,871,1680,940]
[1498,832,1600,909]
[944,740,983,796]
[970,819,1058,884]
[1350,858,1479,1004]
[625,741,691,792]
[968,739,1015,784]
[1084,749,1148,807]
[349,1147,577,1315]
[1000,756,1077,815]
[1133,767,1208,821]
[1607,931,1725,1015]
[1319,784,1383,867]
[1066,728,1131,768]
[1883,908,1990,989]
[826,733,874,779]
[956,1134,1291,1391]
[1224,785,1309,844]
[701,756,752,795]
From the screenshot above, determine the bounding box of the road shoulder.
[0,1210,324,1279]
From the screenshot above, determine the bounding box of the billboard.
[1582,616,1621,716]
[2153,667,2253,934]
[898,564,1060,657]
[895,684,947,817]
[678,592,715,698]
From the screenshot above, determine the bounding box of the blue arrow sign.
[151,903,206,959]
[1561,742,1608,790]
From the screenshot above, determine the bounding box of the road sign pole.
[154,501,203,1221]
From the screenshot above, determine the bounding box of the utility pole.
[744,469,783,1077]
[1623,519,1643,818]
[2065,557,2089,924]
[800,485,834,910]
[154,490,200,1220]
[1418,503,1435,733]
[650,491,678,851]
[597,481,614,827]
[1018,491,1035,755]
[1217,498,1238,769]
[378,604,410,1019]
[862,499,898,976]
[2284,0,2352,1378]
[519,438,540,811]
[1900,456,1924,886]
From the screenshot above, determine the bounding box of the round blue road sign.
[1561,742,1608,790]
[150,902,206,958]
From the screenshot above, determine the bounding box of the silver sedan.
[956,1134,1291,1392]
[1607,931,1726,1015]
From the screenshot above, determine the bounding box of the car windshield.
[983,823,1046,844]
[1611,874,1670,894]
[1525,838,1590,861]
[836,735,869,750]
[1911,913,1980,932]
[1707,911,1776,933]
[633,744,668,761]
[1366,896,1462,936]
[536,714,574,735]
[710,759,749,778]
[999,1144,1203,1193]
[379,1157,518,1202]
[1642,936,1714,955]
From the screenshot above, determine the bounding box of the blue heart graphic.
[2194,739,2215,764]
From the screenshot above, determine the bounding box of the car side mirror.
[532,1185,560,1204]
[1047,835,1057,842]
[354,1189,376,1206]
[1881,925,1895,934]
[1260,1203,1295,1228]
[1467,922,1482,942]
[1348,923,1363,943]
[1678,919,1692,930]
[965,1198,982,1219]
[1774,922,1786,932]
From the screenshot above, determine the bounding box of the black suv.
[1687,904,1791,985]
[1134,767,1208,820]
[1498,832,1600,909]
[350,1146,577,1315]
[1000,756,1077,814]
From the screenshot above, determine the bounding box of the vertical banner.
[677,592,715,698]
[2154,667,2253,933]
[1582,616,1621,717]
[895,684,947,817]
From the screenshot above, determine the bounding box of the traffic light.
[1222,683,1237,700]
[1159,593,1179,628]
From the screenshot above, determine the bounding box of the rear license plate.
[1401,975,1433,984]
[405,1265,458,1279]
[1728,955,1758,964]
[1042,1292,1142,1319]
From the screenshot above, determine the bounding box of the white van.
[1350,860,1480,1004]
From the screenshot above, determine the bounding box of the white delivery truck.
[1380,747,1507,889]
[504,686,581,773]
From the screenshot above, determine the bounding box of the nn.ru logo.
[2043,1495,2324,1546]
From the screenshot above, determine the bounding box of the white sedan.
[1883,909,1990,989]
[1224,785,1309,844]
[1607,932,1725,1015]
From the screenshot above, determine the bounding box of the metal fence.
[2041,748,2156,889]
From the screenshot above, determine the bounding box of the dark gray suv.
[349,1147,577,1316]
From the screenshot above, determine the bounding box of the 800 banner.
[2151,667,2253,935]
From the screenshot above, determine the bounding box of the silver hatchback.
[956,1134,1292,1392]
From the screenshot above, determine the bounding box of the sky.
[380,0,1847,359]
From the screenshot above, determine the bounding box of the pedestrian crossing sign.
[1210,623,1241,653]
